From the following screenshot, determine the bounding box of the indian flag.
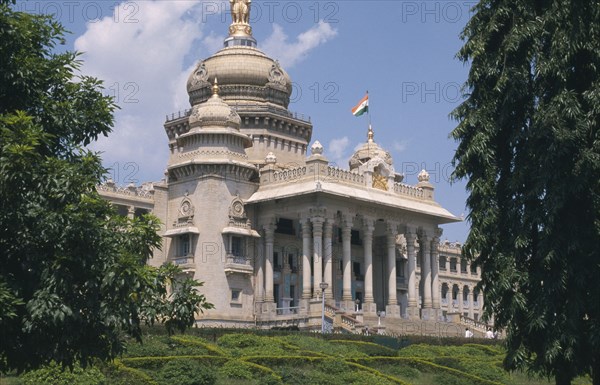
[351,94,369,116]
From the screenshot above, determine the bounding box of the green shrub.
[216,334,297,358]
[20,362,105,385]
[103,362,158,385]
[218,360,253,380]
[217,360,281,385]
[330,340,397,356]
[156,359,216,385]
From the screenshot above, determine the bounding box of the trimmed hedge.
[350,357,504,385]
[329,340,398,356]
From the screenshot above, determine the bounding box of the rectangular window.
[470,264,477,275]
[231,289,241,302]
[274,252,281,271]
[396,260,405,277]
[179,234,191,257]
[461,258,468,273]
[350,230,362,245]
[290,285,295,307]
[231,236,244,257]
[274,284,280,307]
[353,262,363,281]
[275,218,295,235]
[439,256,447,271]
[450,258,457,272]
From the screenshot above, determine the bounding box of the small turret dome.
[349,126,393,170]
[188,78,241,129]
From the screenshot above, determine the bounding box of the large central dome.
[187,47,292,108]
[186,7,292,109]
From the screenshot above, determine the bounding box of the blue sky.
[14,0,476,242]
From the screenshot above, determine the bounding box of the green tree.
[451,1,600,384]
[0,1,212,373]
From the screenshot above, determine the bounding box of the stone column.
[468,286,474,319]
[311,216,324,299]
[431,228,442,320]
[341,216,353,303]
[458,286,464,315]
[405,230,418,319]
[323,219,333,300]
[300,218,312,300]
[386,223,400,317]
[264,223,276,303]
[419,231,433,320]
[362,218,376,314]
[255,234,265,303]
[127,205,135,219]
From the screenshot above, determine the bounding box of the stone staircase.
[309,302,497,338]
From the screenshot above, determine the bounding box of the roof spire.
[212,77,220,97]
[367,124,374,143]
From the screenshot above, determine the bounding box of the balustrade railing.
[272,166,307,182]
[96,183,154,199]
[276,306,299,315]
[393,182,424,198]
[341,314,358,330]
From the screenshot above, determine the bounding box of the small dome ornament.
[418,169,430,183]
[265,152,277,164]
[212,77,220,96]
[311,140,324,155]
[188,77,241,129]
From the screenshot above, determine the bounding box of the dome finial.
[367,124,374,143]
[229,0,252,37]
[212,77,220,97]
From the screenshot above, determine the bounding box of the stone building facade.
[97,9,484,330]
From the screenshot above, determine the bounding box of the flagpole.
[367,90,373,143]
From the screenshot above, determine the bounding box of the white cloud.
[328,136,350,168]
[393,140,409,153]
[261,21,338,68]
[75,0,205,183]
[202,32,226,53]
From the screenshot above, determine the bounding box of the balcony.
[224,254,253,276]
[171,255,195,274]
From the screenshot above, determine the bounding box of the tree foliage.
[0,1,212,373]
[451,1,600,384]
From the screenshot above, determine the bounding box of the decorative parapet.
[259,163,436,202]
[272,166,307,182]
[326,166,365,186]
[96,181,155,200]
[438,240,463,252]
[393,182,425,199]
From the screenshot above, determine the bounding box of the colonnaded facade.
[97,5,485,331]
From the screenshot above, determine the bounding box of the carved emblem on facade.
[191,62,209,86]
[230,197,246,219]
[268,61,286,86]
[175,197,195,226]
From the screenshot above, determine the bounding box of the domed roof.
[186,47,292,108]
[349,126,393,170]
[188,80,241,129]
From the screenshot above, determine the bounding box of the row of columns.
[257,214,443,319]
